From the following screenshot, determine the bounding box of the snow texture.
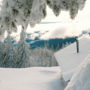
[0,67,66,90]
[54,36,90,81]
[65,54,90,90]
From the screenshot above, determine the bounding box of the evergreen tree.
[30,48,58,67]
[0,41,5,67]
[3,35,16,68]
[16,29,30,68]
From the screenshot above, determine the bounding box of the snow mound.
[0,67,66,90]
[65,54,90,90]
[54,37,90,81]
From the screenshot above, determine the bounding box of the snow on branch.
[0,0,86,35]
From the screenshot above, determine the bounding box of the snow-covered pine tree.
[41,47,58,66]
[3,35,16,68]
[0,0,86,35]
[16,28,30,68]
[0,41,5,67]
[30,47,58,67]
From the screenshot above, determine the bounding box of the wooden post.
[75,37,79,53]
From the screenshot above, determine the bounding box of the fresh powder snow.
[0,67,66,90]
[65,54,90,90]
[54,36,90,81]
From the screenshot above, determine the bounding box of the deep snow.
[0,67,66,90]
[65,54,90,90]
[54,36,90,81]
[0,36,90,90]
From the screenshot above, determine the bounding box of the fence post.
[75,37,79,53]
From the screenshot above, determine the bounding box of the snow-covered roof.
[54,36,90,81]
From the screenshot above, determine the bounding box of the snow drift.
[54,36,90,81]
[65,54,90,90]
[0,67,66,90]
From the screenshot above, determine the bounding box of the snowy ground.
[65,54,90,90]
[0,67,66,90]
[55,36,90,81]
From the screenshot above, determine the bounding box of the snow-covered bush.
[29,48,58,67]
[65,54,90,90]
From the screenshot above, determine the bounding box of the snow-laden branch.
[0,0,86,35]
